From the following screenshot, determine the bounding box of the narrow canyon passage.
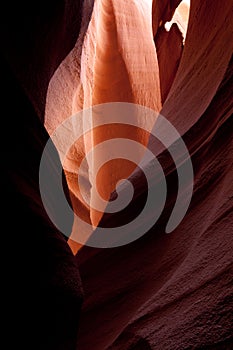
[2,0,233,349]
[45,0,191,253]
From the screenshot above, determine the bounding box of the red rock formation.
[45,0,190,251]
[74,1,233,349]
[45,0,162,242]
[156,23,184,103]
[2,0,233,349]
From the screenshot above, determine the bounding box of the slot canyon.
[2,0,233,349]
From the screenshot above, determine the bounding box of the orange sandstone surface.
[3,0,233,349]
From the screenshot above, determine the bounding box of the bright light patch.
[164,0,190,42]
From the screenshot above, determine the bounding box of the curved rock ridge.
[74,0,233,349]
[3,0,232,349]
[46,0,165,250]
[45,0,190,251]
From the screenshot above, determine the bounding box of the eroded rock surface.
[2,0,233,349]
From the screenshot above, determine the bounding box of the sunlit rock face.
[45,0,191,249]
[4,0,233,349]
[44,0,233,348]
[73,1,233,349]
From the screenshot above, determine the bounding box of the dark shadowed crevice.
[154,0,190,103]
